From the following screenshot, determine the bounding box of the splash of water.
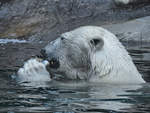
[17,58,51,82]
[0,38,27,44]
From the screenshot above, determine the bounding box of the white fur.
[17,58,51,82]
[63,26,145,84]
[17,26,145,84]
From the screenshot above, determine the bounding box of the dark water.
[0,41,150,113]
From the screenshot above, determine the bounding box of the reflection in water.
[0,42,150,112]
[0,81,149,112]
[0,77,147,112]
[123,41,150,82]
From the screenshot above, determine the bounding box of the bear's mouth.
[48,58,60,69]
[36,52,66,80]
[44,63,60,79]
[37,51,60,69]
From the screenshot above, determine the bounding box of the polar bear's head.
[41,26,144,83]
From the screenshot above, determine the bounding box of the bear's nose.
[40,49,47,58]
[48,57,60,69]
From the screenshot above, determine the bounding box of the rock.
[0,0,150,41]
[103,16,150,42]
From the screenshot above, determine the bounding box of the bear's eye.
[90,39,100,46]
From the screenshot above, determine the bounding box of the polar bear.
[40,26,145,84]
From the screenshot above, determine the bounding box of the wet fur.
[44,26,145,83]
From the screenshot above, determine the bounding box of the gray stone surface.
[0,0,150,42]
[103,16,150,42]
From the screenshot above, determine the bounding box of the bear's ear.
[90,38,104,51]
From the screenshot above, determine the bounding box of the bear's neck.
[90,45,145,84]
